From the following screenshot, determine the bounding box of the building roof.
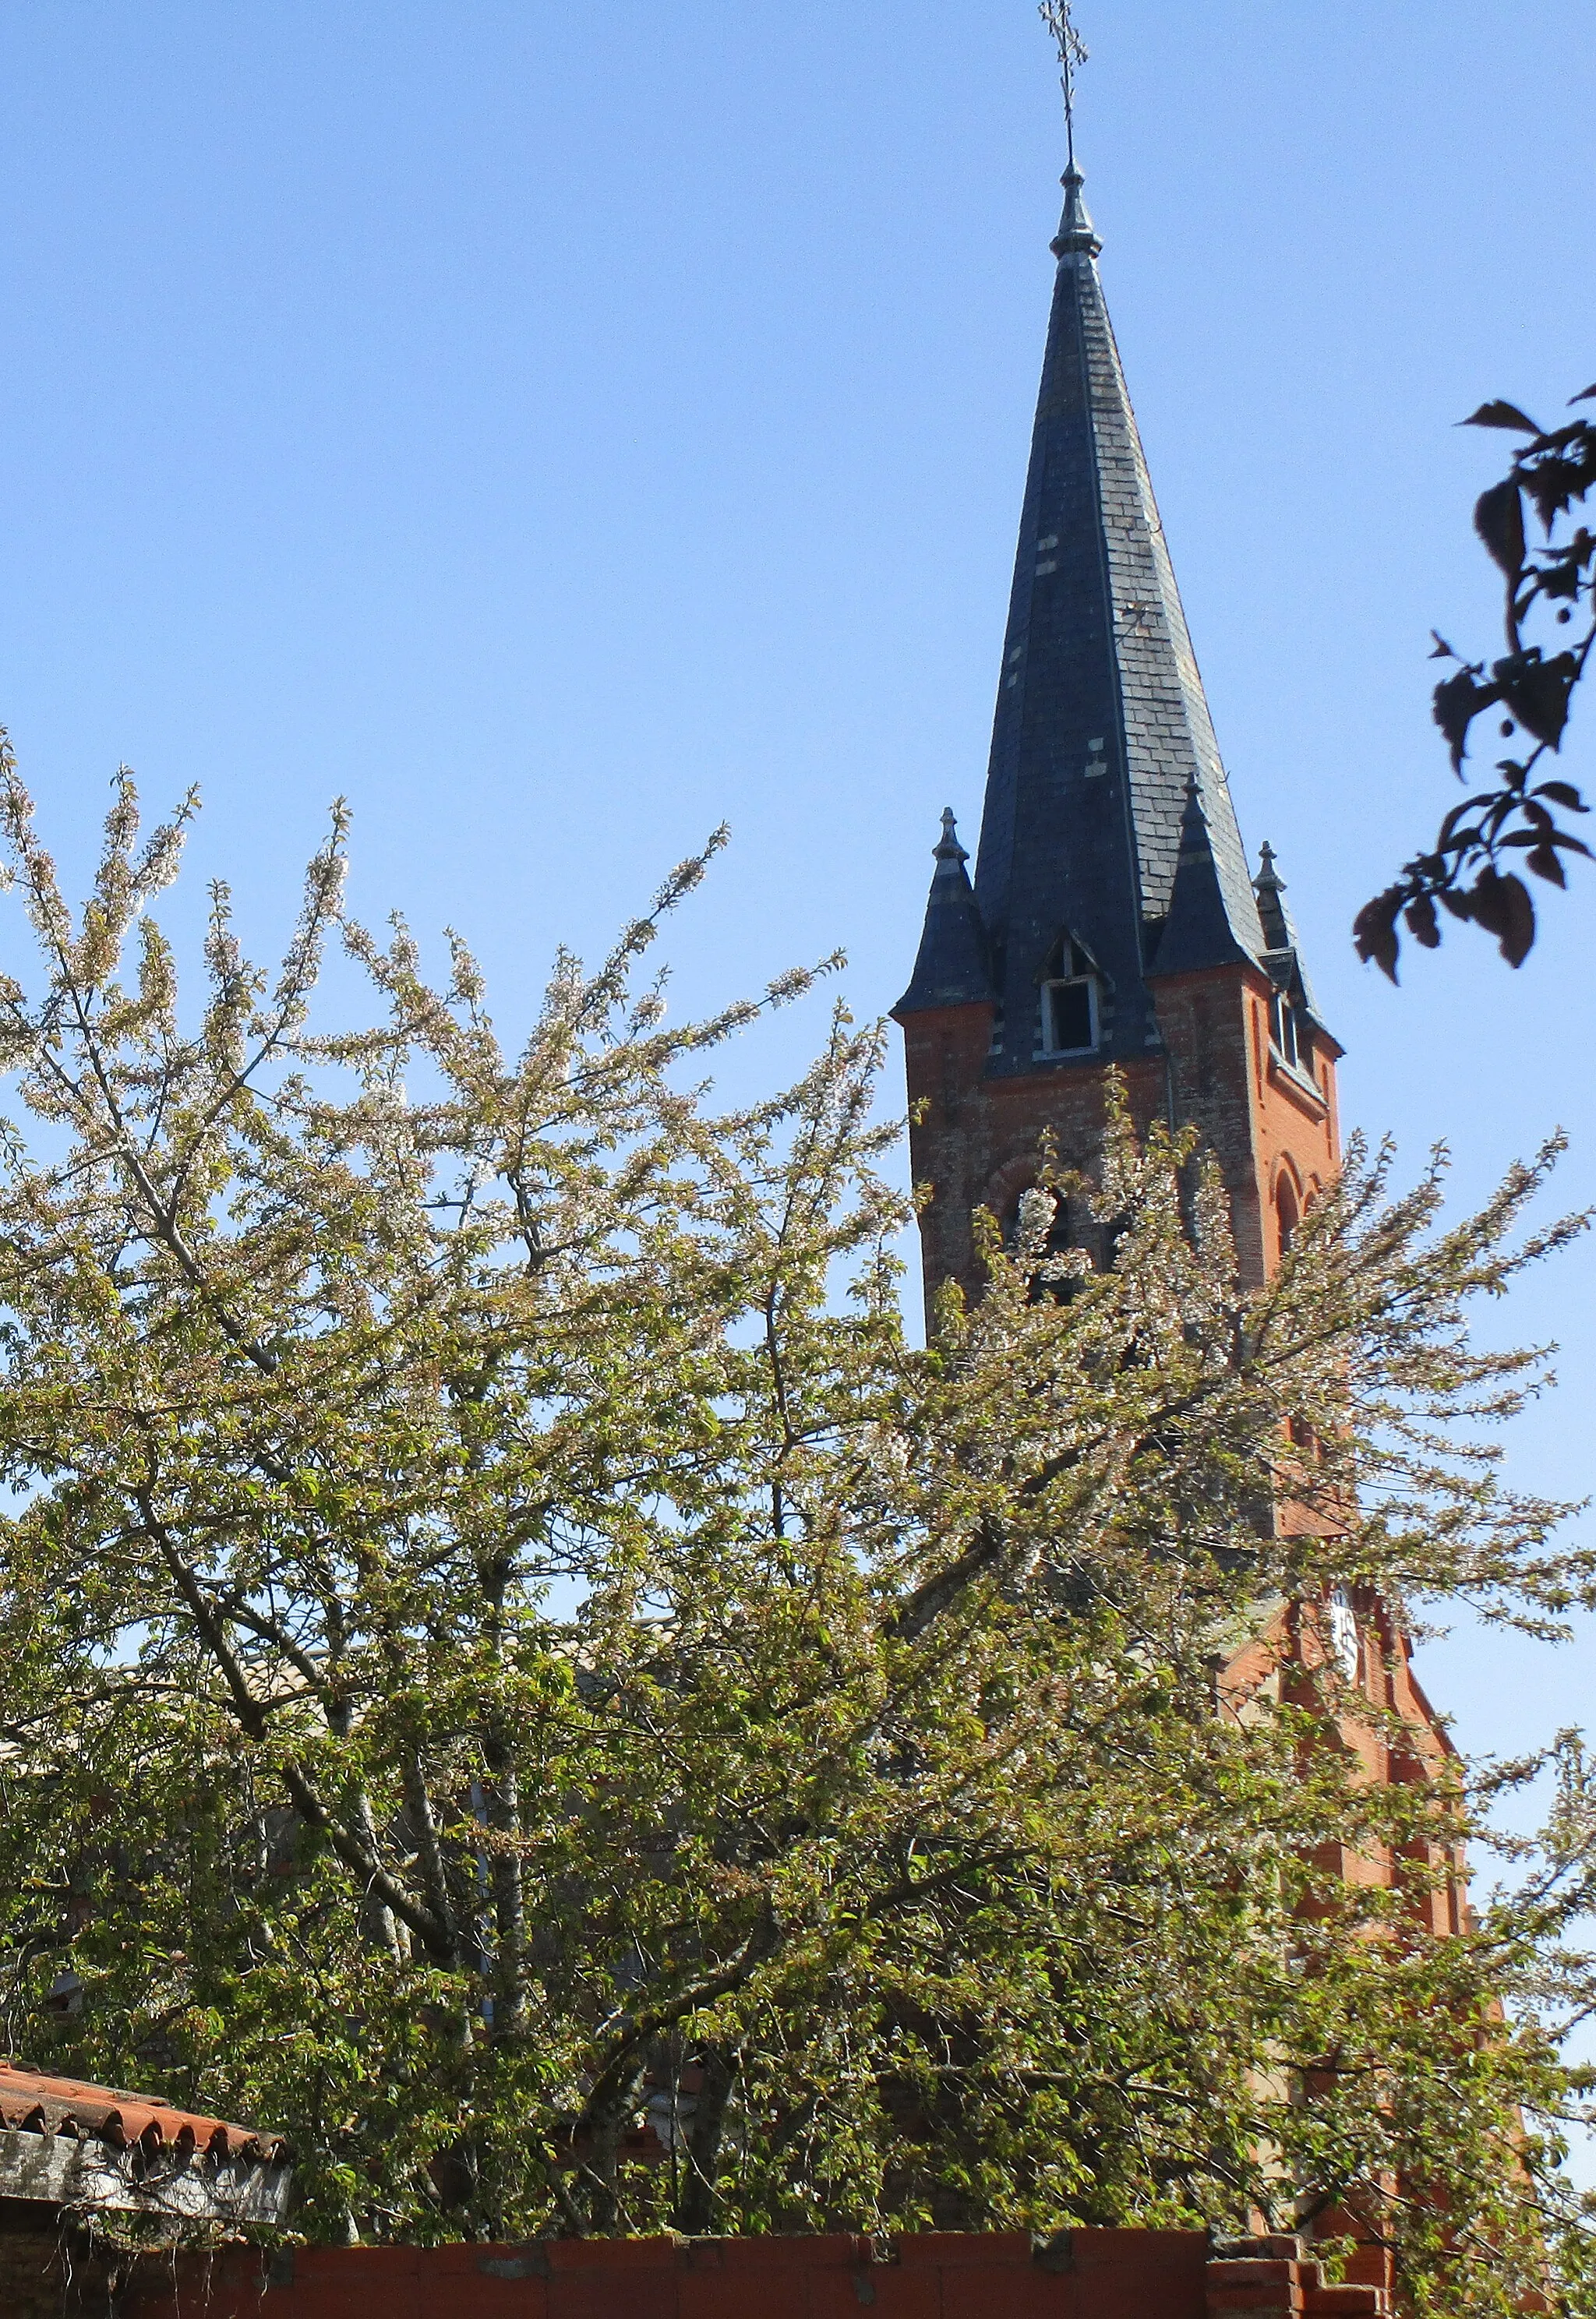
[902,161,1273,1057]
[0,2063,291,2226]
[0,2062,286,2159]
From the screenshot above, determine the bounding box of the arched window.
[1327,1588,1360,1682]
[1005,1185,1089,1301]
[1006,1184,1075,1252]
[1276,1173,1300,1260]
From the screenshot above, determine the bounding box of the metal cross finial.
[1039,1,1088,169]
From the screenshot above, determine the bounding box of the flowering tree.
[0,739,1591,2314]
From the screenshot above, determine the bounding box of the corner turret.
[896,811,995,1014]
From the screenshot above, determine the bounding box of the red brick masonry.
[129,2228,1393,2319]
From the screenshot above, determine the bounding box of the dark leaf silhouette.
[1462,401,1545,434]
[1432,669,1499,770]
[1361,380,1594,975]
[1439,794,1493,845]
[1496,651,1577,749]
[1467,867,1536,966]
[1352,890,1402,981]
[1541,556,1586,602]
[1526,451,1596,531]
[1404,892,1441,946]
[1533,781,1589,810]
[1475,480,1527,577]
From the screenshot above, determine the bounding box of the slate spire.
[1149,772,1253,979]
[948,161,1266,1062]
[895,127,1341,1313]
[895,809,994,1013]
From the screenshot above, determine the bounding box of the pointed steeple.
[897,97,1341,1310]
[1252,840,1324,1022]
[896,127,1342,1313]
[1149,773,1253,979]
[895,810,995,1014]
[969,161,1266,1066]
[1253,841,1298,952]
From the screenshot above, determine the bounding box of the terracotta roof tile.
[0,2063,288,2162]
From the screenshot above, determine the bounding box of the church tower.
[894,162,1340,1308]
[891,139,1467,2080]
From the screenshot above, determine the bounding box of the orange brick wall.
[125,2229,1393,2319]
[898,936,1459,1939]
[899,962,1340,1310]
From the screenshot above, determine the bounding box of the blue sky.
[0,2,1592,1788]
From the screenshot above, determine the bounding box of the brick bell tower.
[893,163,1341,1308]
[891,157,1470,2093]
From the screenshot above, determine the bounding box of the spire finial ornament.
[934,807,968,866]
[1039,0,1088,171]
[1041,2,1100,258]
[1175,765,1210,858]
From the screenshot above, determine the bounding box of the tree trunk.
[673,2043,740,2236]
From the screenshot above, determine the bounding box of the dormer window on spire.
[1038,937,1100,1057]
